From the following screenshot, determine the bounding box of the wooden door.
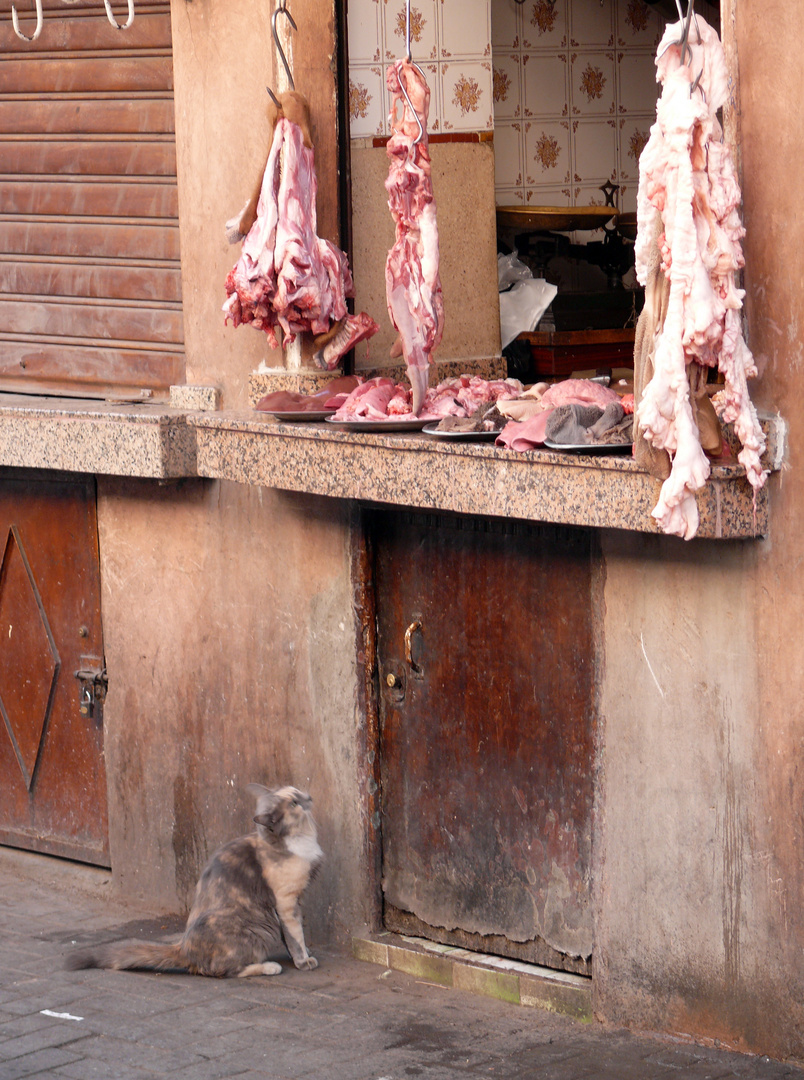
[373,510,596,974]
[0,473,109,866]
[0,0,184,398]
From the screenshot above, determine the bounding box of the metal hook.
[397,66,425,148]
[103,0,134,30]
[11,0,43,42]
[658,0,703,96]
[271,0,297,93]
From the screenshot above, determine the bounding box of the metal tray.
[266,409,336,421]
[325,416,430,432]
[543,439,633,455]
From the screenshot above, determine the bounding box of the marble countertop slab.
[0,395,196,478]
[189,411,780,540]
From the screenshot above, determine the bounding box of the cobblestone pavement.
[1,846,802,1080]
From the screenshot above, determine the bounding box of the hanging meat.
[634,14,767,540]
[385,59,445,415]
[223,91,377,367]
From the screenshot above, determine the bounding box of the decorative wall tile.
[522,0,568,51]
[441,61,493,131]
[496,186,526,205]
[572,118,617,184]
[525,120,571,186]
[346,0,666,208]
[570,0,613,47]
[491,0,520,51]
[439,0,491,59]
[383,0,438,63]
[617,52,659,113]
[618,117,652,181]
[616,0,663,47]
[525,186,570,207]
[570,52,616,116]
[349,65,388,139]
[523,53,568,118]
[493,54,522,120]
[349,0,382,64]
[493,121,524,188]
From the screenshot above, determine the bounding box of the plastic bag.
[499,278,558,349]
[497,252,534,291]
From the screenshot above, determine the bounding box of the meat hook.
[271,0,297,93]
[657,0,704,97]
[103,0,135,30]
[11,0,43,42]
[397,0,425,147]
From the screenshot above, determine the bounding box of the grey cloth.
[545,402,629,445]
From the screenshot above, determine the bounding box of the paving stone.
[1,848,803,1080]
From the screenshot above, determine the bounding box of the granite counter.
[189,411,783,540]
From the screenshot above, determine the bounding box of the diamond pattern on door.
[0,526,60,790]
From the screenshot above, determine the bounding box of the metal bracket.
[74,666,108,718]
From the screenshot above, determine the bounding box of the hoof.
[295,956,318,971]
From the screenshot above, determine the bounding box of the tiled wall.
[347,1,717,213]
[348,0,494,137]
[492,0,663,213]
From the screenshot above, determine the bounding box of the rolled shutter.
[0,0,184,398]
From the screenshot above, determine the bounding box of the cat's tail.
[65,940,186,974]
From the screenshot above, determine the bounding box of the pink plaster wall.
[596,2,804,1060]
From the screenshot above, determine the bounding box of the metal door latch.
[74,666,108,718]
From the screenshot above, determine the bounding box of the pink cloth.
[495,409,555,451]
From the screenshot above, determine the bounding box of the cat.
[66,784,323,978]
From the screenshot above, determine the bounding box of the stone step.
[352,933,593,1021]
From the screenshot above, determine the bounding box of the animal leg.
[238,961,283,977]
[277,900,318,970]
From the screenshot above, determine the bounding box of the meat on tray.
[223,91,377,368]
[385,59,445,416]
[634,15,766,540]
[331,375,522,423]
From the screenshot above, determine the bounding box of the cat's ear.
[246,783,274,799]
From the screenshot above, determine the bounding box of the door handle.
[404,619,423,677]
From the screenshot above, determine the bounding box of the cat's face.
[248,784,316,840]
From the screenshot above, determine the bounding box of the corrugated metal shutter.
[0,0,184,398]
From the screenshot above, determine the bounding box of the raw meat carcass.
[223,92,378,365]
[634,15,766,540]
[385,59,445,415]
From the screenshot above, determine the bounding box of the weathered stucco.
[83,0,803,1059]
[596,1,804,1059]
[350,140,502,370]
[97,478,369,943]
[91,0,369,945]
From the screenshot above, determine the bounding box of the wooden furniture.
[519,328,635,379]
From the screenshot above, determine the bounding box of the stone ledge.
[189,410,782,540]
[0,394,198,478]
[352,934,593,1020]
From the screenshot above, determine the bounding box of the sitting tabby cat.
[66,784,323,978]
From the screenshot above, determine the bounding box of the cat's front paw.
[295,956,318,971]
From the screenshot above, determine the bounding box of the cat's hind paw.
[238,961,283,977]
[295,956,318,971]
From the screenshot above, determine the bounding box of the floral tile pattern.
[492,0,663,209]
[346,0,665,212]
[348,0,493,137]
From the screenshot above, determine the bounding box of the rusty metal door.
[0,473,109,866]
[374,510,596,974]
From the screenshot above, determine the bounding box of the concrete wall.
[595,1,804,1059]
[350,140,502,371]
[93,0,371,947]
[91,0,804,1059]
